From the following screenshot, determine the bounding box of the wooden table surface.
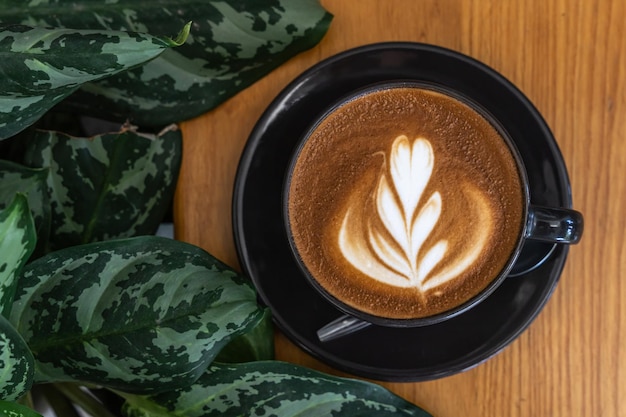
[174,1,625,416]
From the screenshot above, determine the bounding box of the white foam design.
[338,135,492,291]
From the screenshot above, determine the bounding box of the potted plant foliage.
[0,1,432,415]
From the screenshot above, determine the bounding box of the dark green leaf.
[0,194,36,317]
[9,236,264,394]
[0,159,51,257]
[21,126,182,251]
[0,0,332,126]
[215,307,274,363]
[121,361,433,417]
[0,315,35,401]
[0,401,42,417]
[0,23,190,140]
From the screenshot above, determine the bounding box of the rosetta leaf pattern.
[371,136,446,286]
[339,135,493,292]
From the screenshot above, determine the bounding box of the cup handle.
[526,205,583,244]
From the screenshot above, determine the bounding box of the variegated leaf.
[0,315,35,401]
[0,194,36,317]
[9,236,264,394]
[0,160,51,256]
[0,23,190,140]
[0,0,332,127]
[0,400,42,417]
[21,126,182,252]
[215,307,274,364]
[121,361,433,417]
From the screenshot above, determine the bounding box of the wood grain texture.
[174,1,625,416]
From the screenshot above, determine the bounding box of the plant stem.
[53,383,121,417]
[38,384,81,417]
[17,390,35,409]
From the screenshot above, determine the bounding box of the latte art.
[338,135,493,292]
[287,85,525,320]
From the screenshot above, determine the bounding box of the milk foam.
[338,135,493,291]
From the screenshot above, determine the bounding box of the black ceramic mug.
[283,81,583,328]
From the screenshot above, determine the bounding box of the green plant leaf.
[20,126,182,252]
[0,194,36,317]
[0,160,51,257]
[0,0,332,127]
[121,361,433,417]
[215,307,274,364]
[0,400,42,417]
[0,23,190,140]
[9,236,264,394]
[0,315,35,402]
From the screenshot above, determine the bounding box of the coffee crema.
[287,86,525,320]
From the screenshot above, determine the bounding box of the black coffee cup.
[283,80,583,327]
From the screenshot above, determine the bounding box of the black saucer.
[233,43,572,381]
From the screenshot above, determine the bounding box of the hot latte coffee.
[286,84,525,320]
